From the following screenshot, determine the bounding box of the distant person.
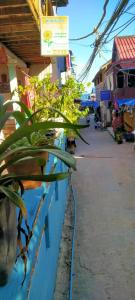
[86,114,90,126]
[112,111,123,143]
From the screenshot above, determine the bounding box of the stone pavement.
[72,120,135,300]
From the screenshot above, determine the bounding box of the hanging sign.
[41,16,69,56]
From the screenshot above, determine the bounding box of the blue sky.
[58,0,135,87]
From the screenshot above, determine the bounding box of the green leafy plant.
[0,99,88,286]
[18,75,88,126]
[0,99,88,201]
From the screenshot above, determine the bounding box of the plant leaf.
[0,112,13,130]
[0,144,60,163]
[0,121,88,155]
[47,106,89,144]
[3,100,32,119]
[0,185,27,217]
[0,172,69,183]
[12,111,26,126]
[0,146,76,173]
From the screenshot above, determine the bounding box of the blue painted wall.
[0,135,69,300]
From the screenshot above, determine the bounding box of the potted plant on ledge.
[0,99,87,286]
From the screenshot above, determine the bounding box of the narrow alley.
[72,119,135,300]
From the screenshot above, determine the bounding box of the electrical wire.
[79,0,133,81]
[100,0,129,45]
[123,1,135,14]
[69,0,109,41]
[78,0,130,81]
[104,16,135,43]
[103,15,135,35]
[102,1,135,44]
[79,0,128,80]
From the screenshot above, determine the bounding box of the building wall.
[95,82,104,102]
[29,63,52,79]
[0,64,10,97]
[113,67,135,99]
[29,59,62,82]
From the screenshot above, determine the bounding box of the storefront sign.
[100,90,111,101]
[41,16,69,56]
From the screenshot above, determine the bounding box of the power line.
[104,16,135,43]
[69,0,109,41]
[102,1,135,43]
[78,0,130,81]
[104,15,135,35]
[100,0,129,45]
[90,15,135,49]
[123,1,135,14]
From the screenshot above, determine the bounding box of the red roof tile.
[114,36,135,61]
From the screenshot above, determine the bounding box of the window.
[117,71,124,88]
[128,70,135,87]
[1,73,7,83]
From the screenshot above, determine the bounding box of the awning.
[117,98,135,106]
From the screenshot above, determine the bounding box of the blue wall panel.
[0,135,69,300]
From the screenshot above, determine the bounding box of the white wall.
[29,63,52,79]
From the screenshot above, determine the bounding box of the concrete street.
[72,119,135,300]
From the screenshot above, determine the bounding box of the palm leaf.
[12,111,26,126]
[0,145,76,173]
[3,100,32,119]
[0,144,61,162]
[0,172,69,183]
[0,112,13,130]
[0,185,27,217]
[0,121,87,155]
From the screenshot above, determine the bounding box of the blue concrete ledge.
[0,134,69,300]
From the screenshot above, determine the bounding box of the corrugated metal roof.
[115,36,135,61]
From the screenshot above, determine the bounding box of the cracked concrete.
[72,119,135,300]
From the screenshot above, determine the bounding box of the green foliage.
[0,100,88,215]
[18,75,88,137]
[0,90,89,284]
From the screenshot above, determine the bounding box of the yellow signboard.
[41,16,69,56]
